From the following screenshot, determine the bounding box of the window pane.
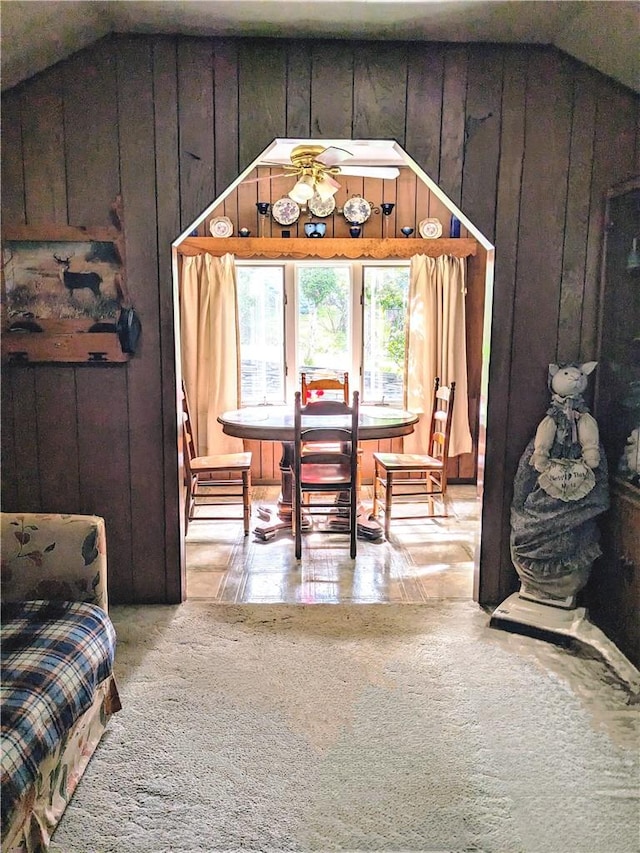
[363,266,409,404]
[237,266,285,405]
[297,265,351,374]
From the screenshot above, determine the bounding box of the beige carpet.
[51,602,639,853]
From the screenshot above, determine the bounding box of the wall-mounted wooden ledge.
[2,319,129,364]
[177,237,478,260]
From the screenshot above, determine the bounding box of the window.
[297,264,351,374]
[236,265,285,405]
[362,265,409,404]
[236,260,410,406]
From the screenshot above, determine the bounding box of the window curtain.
[180,252,243,456]
[404,254,472,457]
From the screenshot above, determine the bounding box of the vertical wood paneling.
[479,48,527,603]
[63,38,120,225]
[509,49,573,434]
[1,93,26,224]
[439,46,468,206]
[238,40,287,169]
[353,42,408,143]
[462,46,503,242]
[21,70,67,224]
[456,47,501,484]
[117,36,167,602]
[310,42,353,137]
[76,366,131,602]
[213,39,239,197]
[0,372,17,508]
[363,177,384,239]
[177,39,215,230]
[62,37,132,602]
[405,44,445,181]
[34,368,80,510]
[286,43,311,137]
[500,50,573,600]
[8,369,41,509]
[558,65,597,362]
[1,90,25,511]
[153,36,183,603]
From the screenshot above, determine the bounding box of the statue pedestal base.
[491,591,587,634]
[490,592,640,692]
[518,584,577,610]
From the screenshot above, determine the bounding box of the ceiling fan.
[257,144,401,203]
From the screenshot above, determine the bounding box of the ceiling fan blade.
[339,165,400,179]
[315,146,354,167]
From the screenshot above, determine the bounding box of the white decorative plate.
[343,195,372,224]
[209,216,234,238]
[308,193,336,218]
[419,217,443,239]
[271,197,301,226]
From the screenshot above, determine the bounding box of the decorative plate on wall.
[271,197,301,226]
[308,193,336,218]
[343,195,372,224]
[418,217,443,239]
[209,216,234,238]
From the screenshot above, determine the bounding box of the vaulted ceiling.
[2,0,639,93]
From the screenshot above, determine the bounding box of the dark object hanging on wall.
[116,307,142,354]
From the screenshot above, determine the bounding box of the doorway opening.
[171,138,495,603]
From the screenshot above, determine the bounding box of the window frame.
[236,258,410,406]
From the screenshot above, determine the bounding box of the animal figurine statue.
[510,362,609,607]
[530,362,600,501]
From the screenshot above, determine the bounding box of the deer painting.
[53,254,102,297]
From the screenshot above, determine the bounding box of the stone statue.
[510,362,610,607]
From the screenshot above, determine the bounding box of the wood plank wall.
[202,168,466,239]
[1,35,638,605]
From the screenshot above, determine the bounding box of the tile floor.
[186,484,480,603]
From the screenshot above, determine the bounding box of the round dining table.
[218,404,419,541]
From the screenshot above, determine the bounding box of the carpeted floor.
[50,602,639,853]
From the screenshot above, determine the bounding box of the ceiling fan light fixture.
[288,175,315,203]
[315,174,340,201]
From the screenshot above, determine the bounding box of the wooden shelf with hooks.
[1,319,129,364]
[176,237,477,259]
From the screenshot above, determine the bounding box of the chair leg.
[372,460,380,518]
[295,484,302,560]
[242,471,251,535]
[350,487,357,558]
[384,471,393,539]
[186,475,197,531]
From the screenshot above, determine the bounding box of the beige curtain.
[404,254,472,457]
[180,252,243,456]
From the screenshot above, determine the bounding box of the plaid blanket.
[1,600,117,831]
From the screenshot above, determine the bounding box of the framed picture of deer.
[2,225,123,322]
[1,219,131,363]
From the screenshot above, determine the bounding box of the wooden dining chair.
[301,370,349,403]
[293,390,360,559]
[300,371,363,501]
[372,378,456,538]
[182,385,252,534]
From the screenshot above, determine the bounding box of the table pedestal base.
[253,503,383,543]
[252,441,383,542]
